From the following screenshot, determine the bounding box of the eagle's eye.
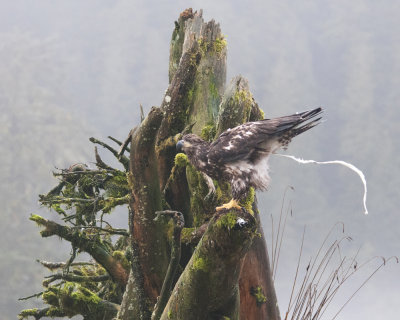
[176,140,184,152]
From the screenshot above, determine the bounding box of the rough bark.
[151,210,184,320]
[214,76,281,319]
[155,40,202,190]
[158,9,227,192]
[22,8,281,320]
[239,208,281,320]
[182,9,227,135]
[160,208,256,320]
[215,76,263,137]
[128,107,168,318]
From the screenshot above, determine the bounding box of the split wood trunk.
[118,8,280,320]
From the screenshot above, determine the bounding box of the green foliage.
[20,137,131,319]
[250,286,267,307]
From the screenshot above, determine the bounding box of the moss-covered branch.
[89,137,129,170]
[152,210,184,320]
[42,273,110,287]
[160,209,256,320]
[163,153,192,226]
[180,222,209,246]
[121,106,168,319]
[20,283,119,320]
[18,307,64,320]
[156,41,202,190]
[30,214,129,286]
[47,283,118,320]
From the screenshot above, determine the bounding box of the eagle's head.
[176,134,211,170]
[176,134,206,153]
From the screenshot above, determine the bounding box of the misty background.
[1,1,399,319]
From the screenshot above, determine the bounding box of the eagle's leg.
[202,173,216,200]
[216,199,241,211]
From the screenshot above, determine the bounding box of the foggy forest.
[1,1,399,319]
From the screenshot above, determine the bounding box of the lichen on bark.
[20,8,280,320]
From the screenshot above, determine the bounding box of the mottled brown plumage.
[177,107,322,210]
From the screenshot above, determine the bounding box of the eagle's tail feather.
[274,107,322,147]
[271,107,323,132]
[286,107,323,137]
[292,116,322,136]
[297,107,323,121]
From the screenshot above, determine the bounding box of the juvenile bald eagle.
[176,107,322,211]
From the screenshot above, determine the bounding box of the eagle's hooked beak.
[176,140,184,152]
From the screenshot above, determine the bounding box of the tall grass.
[268,188,398,320]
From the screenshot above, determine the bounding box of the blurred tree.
[19,9,280,320]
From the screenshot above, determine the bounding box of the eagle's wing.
[208,122,272,164]
[208,108,322,164]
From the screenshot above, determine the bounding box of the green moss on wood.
[181,227,195,243]
[251,285,267,307]
[192,256,210,272]
[259,108,265,119]
[112,251,130,271]
[104,173,130,198]
[174,153,188,167]
[214,180,232,206]
[18,308,39,318]
[232,90,253,123]
[43,289,59,306]
[214,36,227,56]
[30,214,46,225]
[186,164,216,226]
[216,212,237,230]
[239,187,255,215]
[197,36,227,58]
[200,123,216,141]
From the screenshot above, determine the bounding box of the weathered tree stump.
[20,8,280,320]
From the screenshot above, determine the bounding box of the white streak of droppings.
[276,154,368,215]
[164,95,171,103]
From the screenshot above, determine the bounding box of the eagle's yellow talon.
[216,199,242,211]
